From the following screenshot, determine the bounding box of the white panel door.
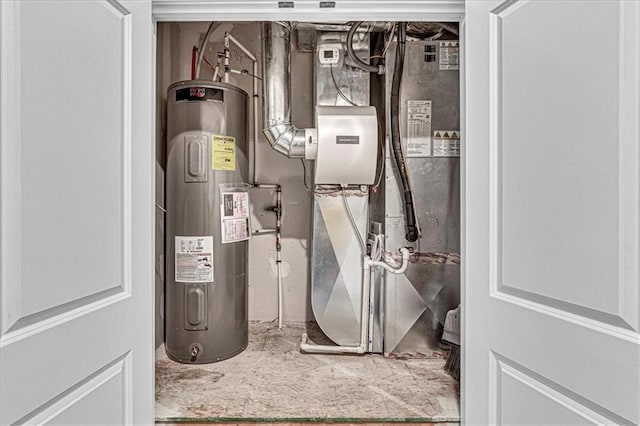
[0,1,153,424]
[465,0,640,424]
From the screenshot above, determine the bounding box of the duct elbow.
[262,123,306,158]
[262,123,291,156]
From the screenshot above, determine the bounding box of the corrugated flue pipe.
[261,22,306,158]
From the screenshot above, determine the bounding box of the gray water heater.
[165,80,249,364]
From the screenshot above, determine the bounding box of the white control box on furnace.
[314,106,378,186]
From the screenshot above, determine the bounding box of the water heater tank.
[165,80,249,364]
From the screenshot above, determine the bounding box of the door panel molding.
[0,292,136,423]
[16,0,131,318]
[0,288,128,347]
[490,351,631,425]
[0,0,23,336]
[466,0,640,423]
[488,0,640,332]
[490,289,639,348]
[494,286,639,336]
[14,351,132,425]
[0,0,135,336]
[0,0,153,423]
[105,0,135,300]
[617,0,640,333]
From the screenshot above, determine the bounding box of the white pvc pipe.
[300,334,365,354]
[359,259,371,351]
[370,247,410,274]
[367,266,374,352]
[253,228,277,234]
[277,257,283,329]
[225,33,260,184]
[252,59,259,182]
[226,33,257,61]
[223,34,230,83]
[276,188,283,329]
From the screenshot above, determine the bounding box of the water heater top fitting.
[314,105,378,186]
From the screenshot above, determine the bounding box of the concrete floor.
[155,322,460,423]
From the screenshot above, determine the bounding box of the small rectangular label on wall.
[175,236,214,283]
[211,135,236,171]
[406,100,432,157]
[432,130,461,157]
[220,191,251,244]
[439,41,460,71]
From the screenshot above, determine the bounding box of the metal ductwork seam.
[261,22,307,159]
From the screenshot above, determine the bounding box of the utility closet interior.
[155,20,461,423]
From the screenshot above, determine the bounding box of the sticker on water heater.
[222,192,249,219]
[175,87,224,102]
[212,135,236,171]
[175,236,214,283]
[220,191,251,244]
[221,215,250,244]
[406,100,432,157]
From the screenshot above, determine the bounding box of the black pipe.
[390,22,419,242]
[347,21,382,74]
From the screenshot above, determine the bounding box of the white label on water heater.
[175,236,214,283]
[406,100,432,157]
[220,192,251,244]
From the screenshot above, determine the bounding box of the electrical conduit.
[346,21,385,75]
[390,22,420,242]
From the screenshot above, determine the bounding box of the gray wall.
[156,22,315,347]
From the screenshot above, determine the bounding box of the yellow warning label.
[212,135,236,171]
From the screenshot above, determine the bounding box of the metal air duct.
[261,22,307,158]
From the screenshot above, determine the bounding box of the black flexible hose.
[390,22,419,242]
[347,22,381,74]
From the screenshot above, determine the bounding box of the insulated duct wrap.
[261,22,306,158]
